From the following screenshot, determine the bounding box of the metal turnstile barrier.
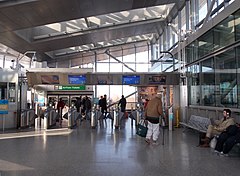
[68,107,80,128]
[42,107,58,129]
[113,107,120,129]
[91,105,97,129]
[20,109,36,128]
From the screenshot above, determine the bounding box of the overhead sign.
[57,85,86,90]
[68,75,86,85]
[0,99,8,114]
[122,75,140,85]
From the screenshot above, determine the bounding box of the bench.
[180,115,211,133]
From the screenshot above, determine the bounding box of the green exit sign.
[57,85,86,90]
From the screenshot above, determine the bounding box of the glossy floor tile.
[0,119,240,176]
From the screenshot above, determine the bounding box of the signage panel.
[41,75,59,84]
[0,99,8,114]
[148,75,166,85]
[122,75,140,85]
[68,75,86,85]
[58,85,86,90]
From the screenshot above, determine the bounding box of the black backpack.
[226,125,239,136]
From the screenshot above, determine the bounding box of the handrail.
[107,91,137,108]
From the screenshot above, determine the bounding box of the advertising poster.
[41,75,59,84]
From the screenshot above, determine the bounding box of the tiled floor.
[0,119,240,176]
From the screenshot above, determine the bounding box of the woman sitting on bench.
[200,109,235,147]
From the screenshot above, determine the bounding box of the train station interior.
[0,0,240,175]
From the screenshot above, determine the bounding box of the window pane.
[123,86,137,109]
[122,63,135,72]
[215,49,237,107]
[201,58,215,106]
[198,0,207,22]
[109,63,123,72]
[97,62,109,72]
[236,46,240,108]
[198,30,214,58]
[188,64,200,105]
[234,9,240,41]
[186,41,198,63]
[136,64,150,72]
[214,15,235,50]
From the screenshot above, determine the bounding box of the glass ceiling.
[35,3,174,56]
[33,4,174,40]
[50,34,153,57]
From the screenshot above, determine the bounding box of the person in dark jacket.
[214,124,240,156]
[75,96,82,112]
[101,94,107,118]
[98,96,104,114]
[118,95,127,112]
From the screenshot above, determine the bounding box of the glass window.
[123,86,137,109]
[181,6,186,31]
[109,63,123,72]
[172,18,178,43]
[201,58,215,106]
[123,53,135,63]
[236,46,240,108]
[0,55,3,68]
[198,0,207,22]
[186,41,198,63]
[215,49,237,107]
[198,30,214,59]
[136,64,149,72]
[9,83,16,102]
[188,64,200,105]
[97,85,110,101]
[109,85,122,103]
[0,82,7,99]
[136,48,149,63]
[122,64,135,72]
[234,9,240,41]
[214,15,235,50]
[96,62,109,72]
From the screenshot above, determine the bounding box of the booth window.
[0,82,7,99]
[9,83,16,102]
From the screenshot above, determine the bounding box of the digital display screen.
[148,75,166,85]
[122,75,140,85]
[68,75,86,84]
[41,75,59,84]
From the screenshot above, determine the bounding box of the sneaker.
[152,141,159,146]
[145,138,151,144]
[220,151,229,157]
[214,150,220,154]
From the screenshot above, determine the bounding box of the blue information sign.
[0,99,8,114]
[122,75,140,85]
[68,75,86,84]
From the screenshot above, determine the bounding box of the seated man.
[214,124,240,156]
[200,109,235,147]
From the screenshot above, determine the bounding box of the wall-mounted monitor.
[148,75,166,85]
[122,75,140,85]
[68,75,86,85]
[41,75,59,84]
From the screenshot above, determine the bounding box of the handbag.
[136,120,148,137]
[210,136,217,149]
